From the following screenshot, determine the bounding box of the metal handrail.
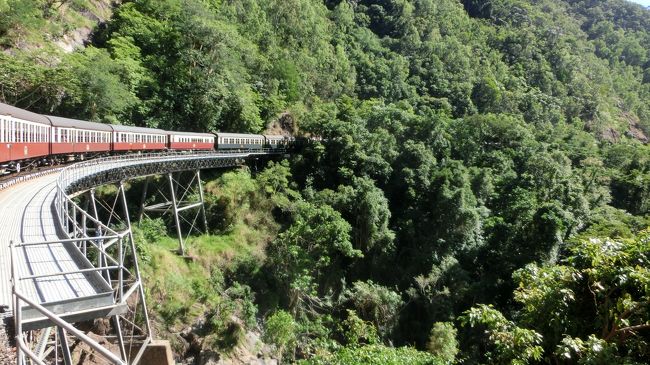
[14,235,121,247]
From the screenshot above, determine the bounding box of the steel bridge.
[0,150,281,365]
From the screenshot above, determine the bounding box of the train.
[0,102,293,174]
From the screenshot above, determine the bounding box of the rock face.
[0,309,16,365]
[198,331,277,365]
[55,27,93,53]
[176,315,278,365]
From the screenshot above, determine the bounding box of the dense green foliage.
[2,0,650,363]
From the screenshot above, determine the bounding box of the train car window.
[0,119,4,143]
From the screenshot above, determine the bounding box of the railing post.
[82,197,89,256]
[10,240,23,365]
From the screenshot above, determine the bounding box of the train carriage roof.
[111,124,167,135]
[46,115,114,132]
[264,135,285,140]
[0,102,51,126]
[215,132,264,139]
[168,131,215,138]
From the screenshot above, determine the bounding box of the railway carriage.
[168,131,215,150]
[264,135,286,150]
[0,102,52,173]
[47,115,113,159]
[0,101,293,175]
[215,132,264,150]
[111,124,168,152]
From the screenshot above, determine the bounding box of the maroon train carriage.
[111,124,168,152]
[167,131,215,151]
[0,102,52,173]
[47,115,113,160]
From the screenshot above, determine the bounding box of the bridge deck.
[0,174,114,319]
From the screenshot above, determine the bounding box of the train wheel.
[15,162,21,173]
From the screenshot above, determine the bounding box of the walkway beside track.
[0,151,274,328]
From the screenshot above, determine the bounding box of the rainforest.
[1,0,649,363]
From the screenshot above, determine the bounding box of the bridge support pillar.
[168,173,185,255]
[139,170,208,256]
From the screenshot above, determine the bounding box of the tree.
[463,229,650,363]
[460,304,544,365]
[342,280,403,340]
[266,201,361,316]
[426,322,459,363]
[264,310,298,361]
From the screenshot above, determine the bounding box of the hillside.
[1,0,650,364]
